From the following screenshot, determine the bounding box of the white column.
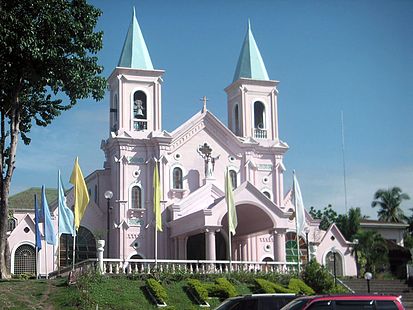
[97,240,105,274]
[273,229,286,262]
[205,229,216,261]
[178,236,186,260]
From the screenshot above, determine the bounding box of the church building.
[7,9,357,277]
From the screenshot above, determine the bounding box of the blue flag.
[41,185,56,245]
[58,170,75,236]
[34,195,42,251]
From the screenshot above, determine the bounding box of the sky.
[10,0,413,219]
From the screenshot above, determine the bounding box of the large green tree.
[352,230,388,274]
[371,187,410,223]
[309,205,365,241]
[0,0,106,279]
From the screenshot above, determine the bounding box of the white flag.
[293,172,305,236]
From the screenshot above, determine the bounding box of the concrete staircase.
[342,279,413,309]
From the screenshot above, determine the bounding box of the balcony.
[133,120,147,131]
[254,128,267,139]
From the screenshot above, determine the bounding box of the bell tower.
[107,8,164,135]
[225,21,279,142]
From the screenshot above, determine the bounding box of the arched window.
[254,101,265,129]
[229,170,237,189]
[131,185,142,209]
[111,94,118,132]
[59,226,97,268]
[8,218,17,232]
[285,232,308,263]
[94,185,98,204]
[326,251,343,276]
[263,191,271,199]
[234,104,240,136]
[14,244,36,275]
[133,91,147,131]
[173,167,183,189]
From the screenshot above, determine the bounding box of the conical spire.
[233,20,269,82]
[118,7,154,70]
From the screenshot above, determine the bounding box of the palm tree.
[371,187,410,223]
[352,230,388,274]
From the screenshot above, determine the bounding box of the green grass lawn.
[0,276,254,309]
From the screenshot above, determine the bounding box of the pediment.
[11,213,41,238]
[172,183,225,218]
[169,111,243,154]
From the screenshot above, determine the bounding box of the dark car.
[280,294,405,310]
[215,293,297,310]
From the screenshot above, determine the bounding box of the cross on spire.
[200,96,208,113]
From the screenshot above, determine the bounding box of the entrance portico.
[169,181,291,263]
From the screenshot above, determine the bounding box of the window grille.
[173,167,183,189]
[131,186,142,209]
[8,218,17,232]
[14,244,36,275]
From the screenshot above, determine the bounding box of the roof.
[360,219,408,229]
[117,7,154,70]
[233,20,269,82]
[9,187,57,210]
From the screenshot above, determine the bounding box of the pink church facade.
[7,10,357,277]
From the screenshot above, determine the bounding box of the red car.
[280,294,405,310]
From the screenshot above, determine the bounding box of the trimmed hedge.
[288,278,315,295]
[255,278,294,294]
[206,277,238,299]
[146,278,168,304]
[187,278,208,303]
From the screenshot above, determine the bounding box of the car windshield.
[215,298,241,310]
[280,298,310,310]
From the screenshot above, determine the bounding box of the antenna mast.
[341,111,348,213]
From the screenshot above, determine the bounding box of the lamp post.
[304,227,310,263]
[331,246,337,286]
[364,272,372,293]
[104,190,113,257]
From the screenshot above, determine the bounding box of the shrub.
[288,278,315,295]
[255,278,294,294]
[215,278,237,298]
[146,278,168,304]
[328,284,350,293]
[302,260,334,293]
[205,277,238,299]
[187,278,208,303]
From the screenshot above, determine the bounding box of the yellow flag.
[225,167,237,235]
[70,157,90,230]
[153,161,162,231]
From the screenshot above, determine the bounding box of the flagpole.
[57,171,60,274]
[228,227,232,272]
[72,232,76,270]
[44,242,48,279]
[293,170,301,274]
[154,223,158,267]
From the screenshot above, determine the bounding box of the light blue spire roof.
[233,20,269,82]
[118,7,154,70]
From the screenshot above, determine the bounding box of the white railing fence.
[101,258,298,275]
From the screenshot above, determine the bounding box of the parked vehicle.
[214,293,297,310]
[280,294,405,310]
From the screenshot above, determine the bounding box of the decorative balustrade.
[254,128,267,139]
[101,258,298,275]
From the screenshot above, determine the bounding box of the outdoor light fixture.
[364,272,373,293]
[104,190,113,256]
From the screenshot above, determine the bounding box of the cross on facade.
[200,96,208,112]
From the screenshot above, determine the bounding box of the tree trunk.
[0,93,21,279]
